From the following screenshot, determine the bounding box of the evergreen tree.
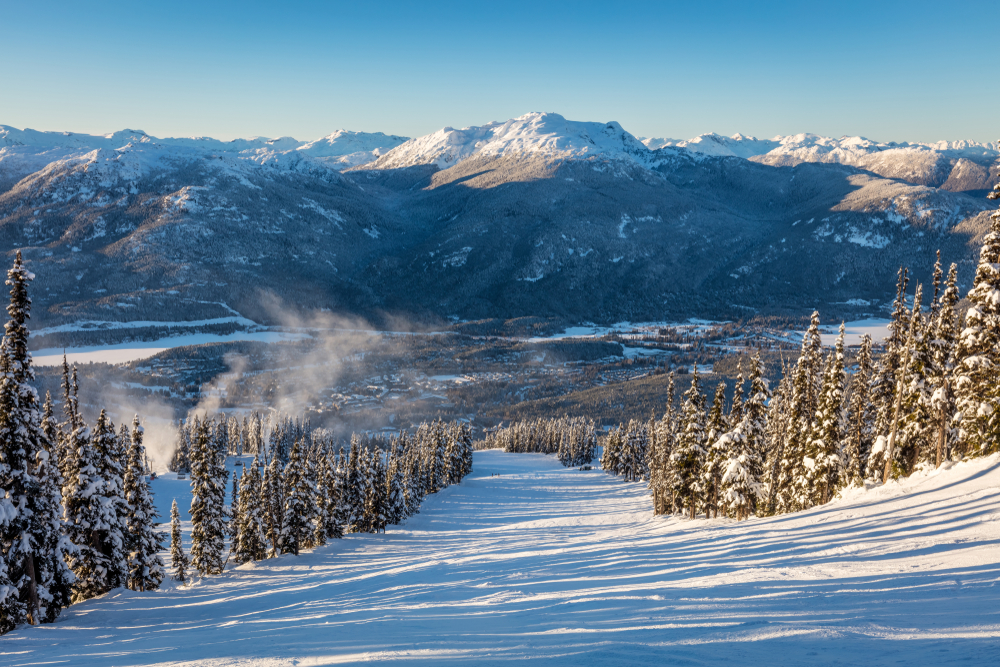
[365,450,388,534]
[232,454,267,564]
[650,372,676,515]
[700,382,729,518]
[33,393,74,623]
[64,410,128,602]
[345,437,366,533]
[263,452,284,556]
[280,439,314,555]
[123,417,164,592]
[843,334,875,486]
[776,312,824,513]
[189,420,226,576]
[672,368,707,519]
[894,286,934,475]
[954,192,1000,457]
[386,452,407,526]
[803,324,846,506]
[930,263,960,466]
[169,500,188,583]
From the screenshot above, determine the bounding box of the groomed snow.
[4,450,999,665]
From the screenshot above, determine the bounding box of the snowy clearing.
[3,450,999,665]
[31,331,309,367]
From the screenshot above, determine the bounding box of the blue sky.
[1,1,995,143]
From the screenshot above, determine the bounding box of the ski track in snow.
[4,451,1000,665]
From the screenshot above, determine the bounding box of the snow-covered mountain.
[644,131,1000,192]
[0,125,411,180]
[0,113,997,327]
[366,112,654,170]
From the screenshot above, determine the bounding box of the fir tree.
[672,368,707,519]
[700,382,729,518]
[280,439,313,555]
[930,263,960,466]
[232,454,267,564]
[803,324,846,506]
[169,500,188,583]
[345,437,365,533]
[123,417,164,592]
[843,334,875,486]
[64,410,128,602]
[954,192,1000,457]
[365,450,388,534]
[33,392,74,622]
[189,420,226,576]
[262,452,284,556]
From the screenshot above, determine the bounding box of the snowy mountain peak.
[368,112,650,170]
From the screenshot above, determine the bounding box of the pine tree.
[776,312,824,513]
[930,263,960,466]
[700,382,729,518]
[64,410,128,602]
[843,334,875,486]
[954,192,1000,457]
[169,500,188,583]
[33,392,74,623]
[345,437,365,533]
[672,368,707,519]
[262,452,284,556]
[123,417,164,592]
[232,454,267,564]
[803,324,846,506]
[280,439,313,555]
[894,286,934,475]
[365,450,388,534]
[650,372,676,515]
[386,452,407,526]
[189,420,226,576]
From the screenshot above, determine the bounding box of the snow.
[4,449,999,664]
[368,112,651,170]
[31,330,309,367]
[812,319,891,346]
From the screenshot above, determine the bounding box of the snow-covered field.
[4,450,999,665]
[32,330,309,367]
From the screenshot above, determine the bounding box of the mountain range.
[1,113,996,329]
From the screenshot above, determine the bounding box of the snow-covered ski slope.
[5,451,1000,666]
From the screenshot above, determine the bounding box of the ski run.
[0,448,997,665]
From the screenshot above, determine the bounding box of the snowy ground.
[32,331,309,367]
[4,451,1000,665]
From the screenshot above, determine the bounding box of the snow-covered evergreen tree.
[672,368,707,519]
[169,500,188,583]
[64,409,128,602]
[33,392,74,623]
[232,454,267,564]
[345,437,366,533]
[189,421,227,576]
[930,263,960,466]
[263,452,284,556]
[843,334,875,486]
[700,382,729,518]
[366,450,388,534]
[802,324,846,506]
[123,417,164,592]
[280,439,314,555]
[954,190,1000,457]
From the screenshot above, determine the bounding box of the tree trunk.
[24,552,40,625]
[883,365,908,484]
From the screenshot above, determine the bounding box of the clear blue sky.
[1,0,995,144]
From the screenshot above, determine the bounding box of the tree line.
[172,417,474,580]
[476,416,598,467]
